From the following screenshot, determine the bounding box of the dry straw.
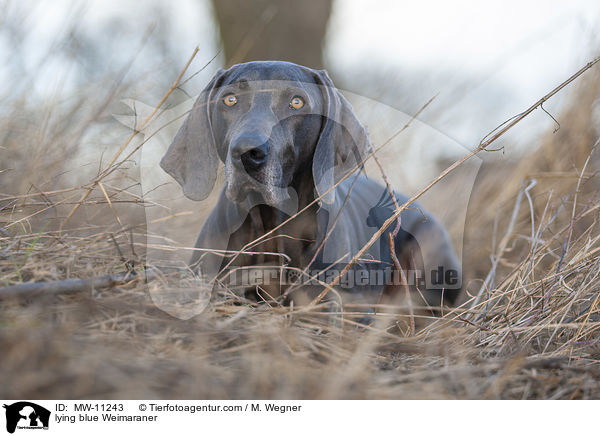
[1,46,600,398]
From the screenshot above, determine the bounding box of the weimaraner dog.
[160,61,461,308]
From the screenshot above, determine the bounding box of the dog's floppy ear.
[311,69,371,204]
[160,69,225,201]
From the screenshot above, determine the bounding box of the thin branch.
[309,55,600,306]
[61,46,200,228]
[0,271,138,299]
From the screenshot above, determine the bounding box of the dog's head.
[161,61,371,207]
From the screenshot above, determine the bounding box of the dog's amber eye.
[223,94,237,107]
[289,96,304,110]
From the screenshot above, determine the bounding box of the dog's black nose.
[231,136,270,170]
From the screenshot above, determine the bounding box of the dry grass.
[1,192,599,399]
[2,12,600,398]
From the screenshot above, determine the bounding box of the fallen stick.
[0,272,139,299]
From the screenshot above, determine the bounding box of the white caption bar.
[0,400,594,435]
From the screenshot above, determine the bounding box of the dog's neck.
[246,171,322,266]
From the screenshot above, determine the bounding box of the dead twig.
[310,55,600,306]
[61,46,200,229]
[0,271,138,299]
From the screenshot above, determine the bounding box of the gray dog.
[160,61,461,308]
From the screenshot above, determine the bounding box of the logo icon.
[3,402,50,434]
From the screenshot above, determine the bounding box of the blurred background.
[2,0,599,143]
[1,0,599,192]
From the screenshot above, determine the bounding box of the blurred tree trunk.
[210,0,332,69]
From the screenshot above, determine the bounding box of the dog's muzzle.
[225,134,290,206]
[230,134,270,174]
